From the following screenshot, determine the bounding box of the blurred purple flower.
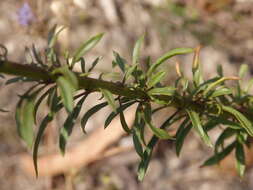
[17,2,35,26]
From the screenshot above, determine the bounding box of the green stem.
[0,60,149,100]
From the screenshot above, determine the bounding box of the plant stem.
[0,60,150,100]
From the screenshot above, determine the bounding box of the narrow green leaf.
[148,87,176,96]
[143,103,173,139]
[80,58,86,73]
[215,128,235,152]
[5,76,35,85]
[204,116,241,131]
[147,47,194,76]
[56,76,75,113]
[208,87,232,98]
[133,104,146,145]
[186,109,213,147]
[113,51,126,72]
[235,142,246,177]
[72,33,104,65]
[133,129,144,157]
[138,110,180,181]
[175,118,191,156]
[104,101,135,128]
[203,77,239,97]
[246,78,253,93]
[16,86,45,148]
[193,68,203,86]
[33,114,54,177]
[48,25,65,48]
[34,87,56,123]
[59,94,88,155]
[132,35,145,65]
[32,44,44,66]
[100,88,116,113]
[191,77,220,97]
[138,136,157,181]
[33,94,88,177]
[217,64,223,77]
[202,142,235,167]
[124,63,138,81]
[53,65,78,89]
[47,87,60,112]
[47,25,57,47]
[147,71,166,88]
[33,92,85,176]
[239,64,248,79]
[222,105,253,136]
[119,107,131,133]
[81,102,108,133]
[87,56,101,72]
[6,77,26,85]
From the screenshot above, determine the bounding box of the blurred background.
[1,0,253,189]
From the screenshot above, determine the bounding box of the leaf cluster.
[0,27,253,180]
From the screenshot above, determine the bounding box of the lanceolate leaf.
[81,102,108,133]
[138,110,183,181]
[147,71,166,88]
[80,58,86,73]
[53,65,79,113]
[204,116,241,131]
[59,94,88,155]
[148,87,176,96]
[124,63,138,81]
[16,85,45,148]
[113,51,126,72]
[119,107,131,133]
[118,98,132,133]
[175,118,191,156]
[88,57,101,72]
[235,141,246,177]
[147,47,194,76]
[5,76,33,85]
[104,101,136,128]
[34,87,56,123]
[133,129,144,157]
[222,105,253,136]
[133,104,146,146]
[33,114,54,177]
[72,33,104,66]
[239,64,248,79]
[143,103,173,139]
[100,88,117,113]
[186,109,213,147]
[208,87,232,98]
[32,44,44,67]
[193,68,203,87]
[203,77,239,97]
[56,76,75,113]
[246,78,253,93]
[202,142,235,167]
[215,128,235,152]
[132,35,145,65]
[33,93,84,177]
[48,25,65,48]
[53,65,78,89]
[138,136,157,181]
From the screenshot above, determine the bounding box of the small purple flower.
[17,2,35,26]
